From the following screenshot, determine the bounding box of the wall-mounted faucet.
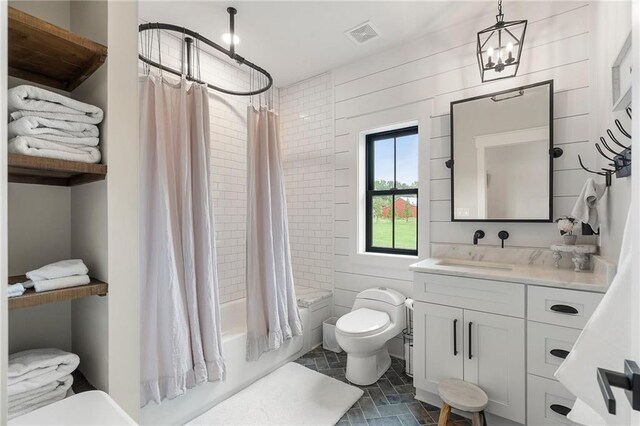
[498,230,510,248]
[473,230,485,245]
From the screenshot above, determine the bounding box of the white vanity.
[410,245,614,426]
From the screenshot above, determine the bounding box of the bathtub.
[141,298,309,425]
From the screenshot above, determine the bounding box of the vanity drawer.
[528,374,578,426]
[527,322,581,380]
[413,273,524,317]
[528,286,603,329]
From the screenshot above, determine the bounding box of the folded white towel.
[8,283,25,298]
[8,85,104,124]
[8,137,101,164]
[8,348,80,396]
[10,110,102,125]
[571,178,607,232]
[19,279,34,289]
[10,133,98,147]
[33,275,90,293]
[26,259,88,281]
[8,116,99,139]
[8,374,73,419]
[556,208,632,424]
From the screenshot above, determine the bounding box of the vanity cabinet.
[413,275,526,425]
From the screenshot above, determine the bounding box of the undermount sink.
[436,259,514,271]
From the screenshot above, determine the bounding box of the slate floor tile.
[359,396,381,419]
[406,402,434,425]
[397,413,421,426]
[368,387,390,406]
[366,416,403,426]
[377,403,411,417]
[347,408,368,426]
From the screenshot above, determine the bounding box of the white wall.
[142,22,279,303]
[279,73,334,291]
[328,1,625,319]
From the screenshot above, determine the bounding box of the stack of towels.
[8,348,80,419]
[7,85,104,163]
[10,259,91,298]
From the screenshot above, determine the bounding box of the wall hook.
[615,119,632,140]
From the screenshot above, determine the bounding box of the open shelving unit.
[8,154,107,186]
[8,6,108,91]
[8,275,108,310]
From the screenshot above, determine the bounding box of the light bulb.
[506,42,514,52]
[222,33,240,45]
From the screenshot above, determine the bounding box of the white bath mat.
[187,362,363,425]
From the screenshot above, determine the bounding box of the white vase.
[563,235,577,245]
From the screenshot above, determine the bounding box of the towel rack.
[578,107,632,187]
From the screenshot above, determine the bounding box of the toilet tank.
[352,287,406,324]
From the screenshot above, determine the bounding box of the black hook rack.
[578,107,632,187]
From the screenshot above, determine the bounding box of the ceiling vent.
[344,21,380,45]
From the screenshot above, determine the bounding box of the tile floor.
[294,346,472,426]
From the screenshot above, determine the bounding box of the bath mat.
[187,362,363,425]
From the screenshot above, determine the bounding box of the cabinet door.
[463,310,525,424]
[414,301,463,394]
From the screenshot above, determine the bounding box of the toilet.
[335,287,406,385]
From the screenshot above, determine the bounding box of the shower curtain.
[139,75,225,406]
[246,106,303,361]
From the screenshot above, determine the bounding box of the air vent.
[344,21,380,45]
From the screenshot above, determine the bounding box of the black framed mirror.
[449,80,555,222]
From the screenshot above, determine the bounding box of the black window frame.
[365,126,419,256]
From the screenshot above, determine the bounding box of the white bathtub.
[141,298,309,425]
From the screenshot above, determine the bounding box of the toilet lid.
[336,308,390,336]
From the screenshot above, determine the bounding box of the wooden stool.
[437,379,489,426]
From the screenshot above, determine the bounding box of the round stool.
[437,379,488,426]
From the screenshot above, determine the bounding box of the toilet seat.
[336,308,390,337]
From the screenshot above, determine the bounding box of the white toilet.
[335,287,406,385]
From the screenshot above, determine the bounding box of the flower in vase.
[556,216,578,236]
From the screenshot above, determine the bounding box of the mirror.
[450,80,554,222]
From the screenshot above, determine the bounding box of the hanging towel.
[33,275,90,293]
[8,85,104,124]
[9,137,101,164]
[555,208,632,425]
[8,283,25,298]
[10,110,102,126]
[8,374,73,419]
[8,116,99,139]
[26,259,89,282]
[570,178,607,232]
[8,349,79,396]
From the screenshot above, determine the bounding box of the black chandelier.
[476,0,527,83]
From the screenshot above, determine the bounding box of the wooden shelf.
[8,154,107,186]
[8,275,108,310]
[8,6,107,91]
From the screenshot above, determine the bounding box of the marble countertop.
[409,257,611,293]
[295,285,333,308]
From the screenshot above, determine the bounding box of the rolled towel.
[8,85,104,124]
[10,110,102,125]
[8,348,80,396]
[8,283,25,298]
[8,116,99,139]
[26,259,88,281]
[34,275,91,293]
[9,137,101,164]
[8,374,73,419]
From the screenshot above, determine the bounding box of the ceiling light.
[476,0,527,82]
[222,33,240,45]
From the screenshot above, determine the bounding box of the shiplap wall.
[331,2,603,316]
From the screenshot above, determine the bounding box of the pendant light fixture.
[476,0,527,82]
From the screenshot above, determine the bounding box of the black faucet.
[498,230,510,248]
[473,230,485,245]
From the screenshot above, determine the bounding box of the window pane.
[394,194,417,250]
[371,195,393,248]
[373,138,394,190]
[395,134,418,189]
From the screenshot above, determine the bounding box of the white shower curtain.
[246,106,303,361]
[139,75,225,406]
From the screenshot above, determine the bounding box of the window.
[366,126,418,255]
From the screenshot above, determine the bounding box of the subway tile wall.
[279,73,335,291]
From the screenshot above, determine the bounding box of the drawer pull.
[550,349,570,359]
[453,319,458,356]
[550,404,571,417]
[550,304,579,315]
[468,322,473,360]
